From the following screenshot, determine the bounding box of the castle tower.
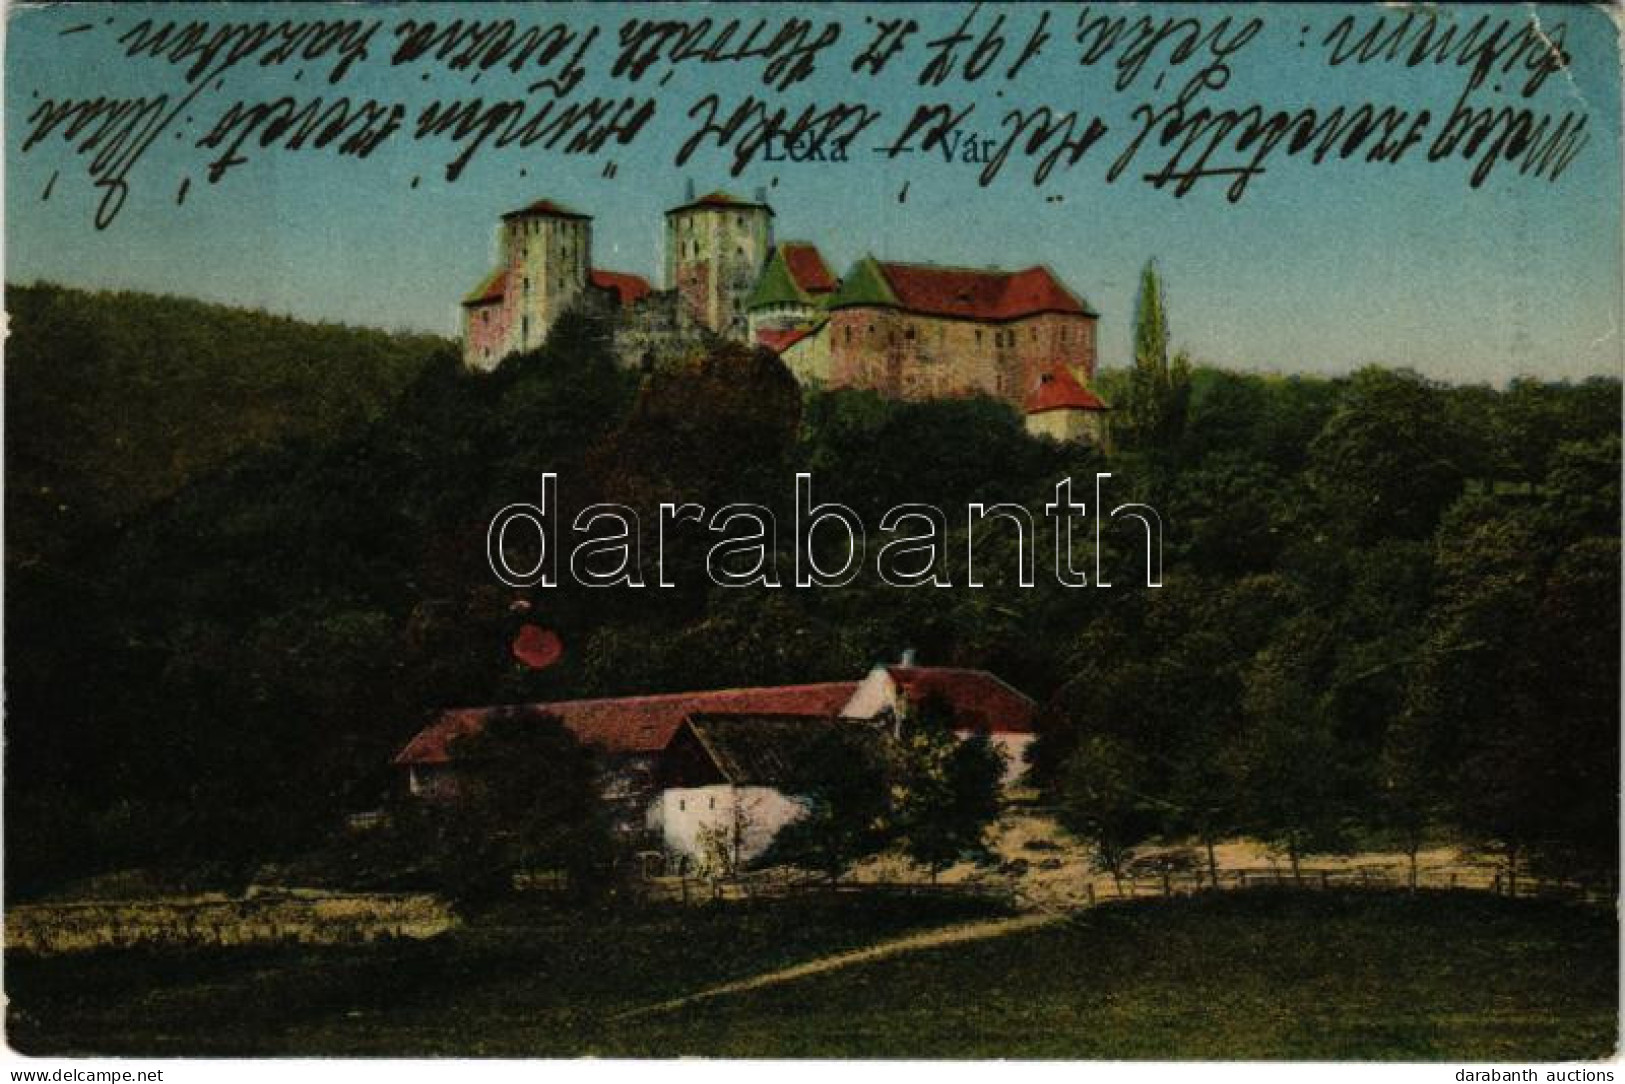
[664,189,773,341]
[500,198,592,354]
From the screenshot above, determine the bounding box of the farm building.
[392,681,858,834]
[649,713,872,868]
[392,661,1038,863]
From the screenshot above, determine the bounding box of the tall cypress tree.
[1125,260,1191,448]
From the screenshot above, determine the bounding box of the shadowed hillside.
[2,282,1618,915]
[6,283,453,565]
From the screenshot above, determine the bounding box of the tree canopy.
[5,281,1618,898]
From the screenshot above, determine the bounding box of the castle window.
[905,325,916,341]
[522,315,530,340]
[975,329,983,344]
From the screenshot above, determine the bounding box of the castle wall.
[779,328,833,384]
[674,258,713,338]
[747,301,821,343]
[824,309,1098,408]
[1025,407,1107,445]
[612,290,716,371]
[462,302,510,372]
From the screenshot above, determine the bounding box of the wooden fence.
[639,862,1614,910]
[1063,864,1615,908]
[640,872,1015,907]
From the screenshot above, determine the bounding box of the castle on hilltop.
[460,187,1109,444]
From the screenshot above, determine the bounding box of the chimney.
[753,185,768,205]
[683,178,696,202]
[899,648,917,667]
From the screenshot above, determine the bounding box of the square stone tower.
[664,189,773,342]
[501,198,592,354]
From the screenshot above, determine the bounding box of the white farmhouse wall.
[840,666,901,720]
[646,784,808,868]
[407,764,461,800]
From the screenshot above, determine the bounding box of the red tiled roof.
[395,682,861,765]
[756,324,819,354]
[887,666,1038,734]
[1025,363,1108,414]
[589,269,652,308]
[501,198,590,220]
[462,268,507,307]
[782,243,837,294]
[874,262,1091,322]
[669,190,774,216]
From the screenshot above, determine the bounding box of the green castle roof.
[827,256,899,310]
[746,248,813,310]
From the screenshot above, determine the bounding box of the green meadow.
[10,891,1615,1060]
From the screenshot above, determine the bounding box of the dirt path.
[614,911,1066,1020]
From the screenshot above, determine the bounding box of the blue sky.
[6,2,1621,384]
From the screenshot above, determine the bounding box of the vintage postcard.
[3,0,1620,1070]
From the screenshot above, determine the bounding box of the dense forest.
[5,281,1618,899]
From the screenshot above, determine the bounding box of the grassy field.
[8,890,1616,1059]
